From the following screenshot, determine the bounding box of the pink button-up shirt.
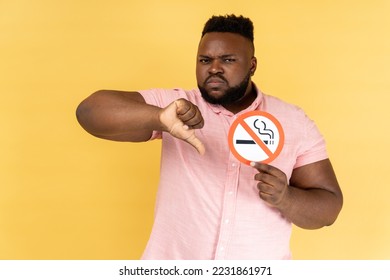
[139,86,328,259]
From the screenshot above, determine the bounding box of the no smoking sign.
[228,111,284,165]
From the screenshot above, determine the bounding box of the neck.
[223,83,257,114]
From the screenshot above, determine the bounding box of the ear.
[250,56,257,76]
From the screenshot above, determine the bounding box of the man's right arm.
[76,90,163,142]
[76,90,206,154]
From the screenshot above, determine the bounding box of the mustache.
[205,74,228,84]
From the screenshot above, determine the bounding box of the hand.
[251,162,289,208]
[159,98,205,155]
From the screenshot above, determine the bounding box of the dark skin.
[252,160,342,229]
[196,32,258,113]
[76,32,342,229]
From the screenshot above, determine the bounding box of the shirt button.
[225,219,230,224]
[220,247,225,251]
[228,191,233,195]
[231,162,237,167]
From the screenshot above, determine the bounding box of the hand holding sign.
[159,98,205,155]
[250,161,289,209]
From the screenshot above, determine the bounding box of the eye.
[199,58,210,64]
[223,58,236,63]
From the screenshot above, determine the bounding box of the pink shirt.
[139,86,328,259]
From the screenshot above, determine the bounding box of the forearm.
[76,90,164,141]
[277,186,343,229]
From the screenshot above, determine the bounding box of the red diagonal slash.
[239,119,273,158]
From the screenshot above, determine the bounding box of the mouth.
[205,76,227,87]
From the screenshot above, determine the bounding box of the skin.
[76,32,343,229]
[196,32,257,113]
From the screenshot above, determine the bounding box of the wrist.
[274,185,293,214]
[157,101,178,133]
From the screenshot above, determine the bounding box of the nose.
[208,59,223,75]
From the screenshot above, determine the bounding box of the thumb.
[184,131,206,155]
[250,161,260,170]
[170,123,205,155]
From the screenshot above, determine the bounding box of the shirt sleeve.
[294,112,328,169]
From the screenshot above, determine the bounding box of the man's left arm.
[251,159,343,229]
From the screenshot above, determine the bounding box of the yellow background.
[1,0,389,259]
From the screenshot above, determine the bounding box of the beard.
[198,71,252,106]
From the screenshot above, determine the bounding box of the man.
[76,15,343,259]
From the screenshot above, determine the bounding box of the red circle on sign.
[228,111,285,165]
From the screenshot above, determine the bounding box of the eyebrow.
[198,54,237,59]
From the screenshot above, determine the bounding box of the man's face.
[196,32,257,106]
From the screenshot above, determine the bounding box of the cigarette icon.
[236,140,256,144]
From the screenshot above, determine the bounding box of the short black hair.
[201,14,254,42]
